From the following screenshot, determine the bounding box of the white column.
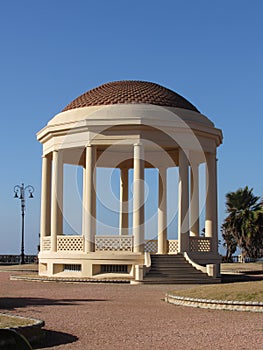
[82,166,86,237]
[133,143,144,253]
[93,165,97,237]
[119,167,129,235]
[50,150,63,252]
[205,152,218,251]
[84,145,96,253]
[40,154,52,251]
[190,162,199,237]
[158,167,167,254]
[178,149,189,252]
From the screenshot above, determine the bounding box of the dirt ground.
[0,271,262,350]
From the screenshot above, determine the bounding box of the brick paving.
[0,271,262,349]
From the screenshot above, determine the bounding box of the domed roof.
[62,80,199,113]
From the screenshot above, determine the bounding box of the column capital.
[42,152,52,160]
[206,150,217,157]
[179,147,190,157]
[189,159,200,168]
[120,167,129,175]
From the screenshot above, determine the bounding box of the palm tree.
[221,219,238,262]
[222,186,263,259]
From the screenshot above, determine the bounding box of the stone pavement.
[0,270,262,349]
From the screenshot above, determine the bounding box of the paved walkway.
[0,271,262,349]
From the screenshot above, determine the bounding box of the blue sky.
[0,1,262,254]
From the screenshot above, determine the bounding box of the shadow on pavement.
[221,273,263,283]
[33,329,78,349]
[0,297,108,311]
[0,329,33,350]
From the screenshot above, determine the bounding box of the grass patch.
[221,262,263,273]
[169,281,263,302]
[0,315,33,328]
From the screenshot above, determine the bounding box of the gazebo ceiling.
[62,80,200,113]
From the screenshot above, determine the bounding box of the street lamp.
[14,183,34,264]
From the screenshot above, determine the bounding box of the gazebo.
[37,81,223,283]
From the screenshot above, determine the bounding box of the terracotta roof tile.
[62,80,199,112]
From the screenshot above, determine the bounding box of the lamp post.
[14,183,34,264]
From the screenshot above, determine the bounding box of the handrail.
[144,252,151,268]
[183,252,207,274]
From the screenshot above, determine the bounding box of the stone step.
[148,267,202,274]
[144,278,212,283]
[150,264,194,268]
[144,273,215,278]
[151,260,191,265]
[145,272,210,278]
[142,279,219,284]
[152,258,186,260]
[150,262,201,268]
[144,254,216,284]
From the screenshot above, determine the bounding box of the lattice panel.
[144,240,158,253]
[42,237,51,251]
[211,240,217,252]
[57,236,84,252]
[168,240,178,253]
[95,236,133,252]
[190,238,211,252]
[119,237,133,251]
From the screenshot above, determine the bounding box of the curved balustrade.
[144,240,158,253]
[95,235,133,252]
[57,235,84,252]
[41,235,212,254]
[189,237,212,252]
[42,237,51,251]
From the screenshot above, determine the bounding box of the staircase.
[143,254,220,284]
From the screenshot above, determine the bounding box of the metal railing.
[0,255,37,264]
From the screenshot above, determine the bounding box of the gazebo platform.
[38,235,221,283]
